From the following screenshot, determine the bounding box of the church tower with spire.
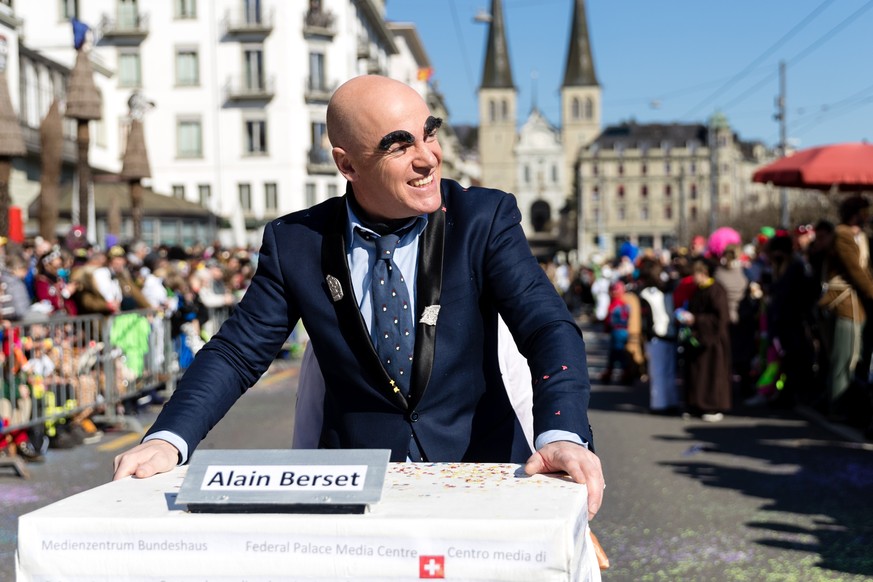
[478,0,517,195]
[561,0,601,198]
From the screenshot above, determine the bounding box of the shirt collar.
[345,198,428,250]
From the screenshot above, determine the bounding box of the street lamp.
[473,9,492,23]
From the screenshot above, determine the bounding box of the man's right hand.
[113,439,179,481]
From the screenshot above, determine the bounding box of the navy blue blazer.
[147,180,593,462]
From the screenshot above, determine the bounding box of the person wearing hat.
[682,258,732,422]
[793,224,814,252]
[34,247,78,316]
[713,245,750,397]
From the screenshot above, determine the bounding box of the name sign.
[176,449,389,514]
[201,464,367,491]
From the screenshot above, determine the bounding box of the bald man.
[113,76,604,519]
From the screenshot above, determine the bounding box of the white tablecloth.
[17,462,600,581]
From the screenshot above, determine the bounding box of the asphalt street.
[3,326,872,581]
[583,326,873,581]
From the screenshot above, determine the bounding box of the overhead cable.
[681,0,838,119]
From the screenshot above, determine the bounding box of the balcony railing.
[303,8,335,38]
[356,39,370,59]
[307,147,336,175]
[99,12,149,40]
[304,78,336,104]
[223,8,274,35]
[366,57,385,76]
[224,75,275,101]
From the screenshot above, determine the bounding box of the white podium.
[17,463,600,581]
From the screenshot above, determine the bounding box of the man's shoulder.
[441,179,513,213]
[442,179,507,199]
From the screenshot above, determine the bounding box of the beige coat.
[819,225,873,321]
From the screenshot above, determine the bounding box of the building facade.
[10,0,467,247]
[575,116,779,260]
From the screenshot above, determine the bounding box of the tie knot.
[375,233,400,259]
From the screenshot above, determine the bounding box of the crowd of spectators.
[544,195,873,441]
[1,229,257,463]
[8,196,873,466]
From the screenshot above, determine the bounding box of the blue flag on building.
[71,18,90,50]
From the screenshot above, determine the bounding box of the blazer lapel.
[321,196,409,410]
[408,197,446,408]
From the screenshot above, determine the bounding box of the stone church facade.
[477,0,780,261]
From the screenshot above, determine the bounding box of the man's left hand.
[524,441,604,520]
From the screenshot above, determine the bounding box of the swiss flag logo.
[419,555,445,578]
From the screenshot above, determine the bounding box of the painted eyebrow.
[377,116,444,151]
[425,116,442,134]
[378,130,415,151]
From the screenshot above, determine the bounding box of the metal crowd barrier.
[204,306,233,340]
[0,303,243,477]
[0,309,176,441]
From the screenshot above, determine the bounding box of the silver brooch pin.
[326,275,343,302]
[419,305,441,326]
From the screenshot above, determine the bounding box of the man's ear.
[332,147,357,182]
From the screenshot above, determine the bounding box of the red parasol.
[752,142,873,192]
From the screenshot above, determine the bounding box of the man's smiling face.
[329,76,443,222]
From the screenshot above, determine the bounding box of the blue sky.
[385,0,873,149]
